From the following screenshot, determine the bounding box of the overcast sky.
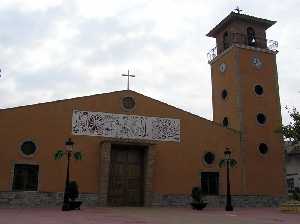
[0,0,299,124]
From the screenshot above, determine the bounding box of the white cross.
[122,70,135,90]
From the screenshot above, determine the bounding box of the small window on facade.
[201,172,219,195]
[12,164,39,191]
[254,85,264,95]
[257,113,266,124]
[223,117,229,127]
[20,141,37,156]
[247,27,256,47]
[221,89,228,100]
[204,152,215,165]
[258,143,268,154]
[223,32,229,50]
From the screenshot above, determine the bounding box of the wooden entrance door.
[108,144,145,206]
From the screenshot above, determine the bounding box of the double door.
[108,144,145,206]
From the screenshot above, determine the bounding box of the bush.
[191,186,204,203]
[292,187,300,201]
[190,187,207,210]
[67,181,79,201]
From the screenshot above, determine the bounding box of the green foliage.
[229,159,237,167]
[73,151,83,160]
[219,159,237,168]
[280,107,300,144]
[219,160,225,168]
[66,180,79,201]
[54,150,64,160]
[54,149,83,161]
[191,187,205,203]
[292,187,300,201]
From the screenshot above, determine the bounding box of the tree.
[54,150,83,160]
[280,107,300,145]
[67,181,79,201]
[53,148,83,200]
[219,158,237,168]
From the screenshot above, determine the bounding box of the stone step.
[280,200,300,213]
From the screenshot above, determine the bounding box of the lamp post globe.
[224,147,233,211]
[65,138,74,152]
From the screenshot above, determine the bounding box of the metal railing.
[207,32,278,63]
[207,47,217,63]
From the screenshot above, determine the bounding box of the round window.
[223,117,229,127]
[254,85,264,95]
[20,141,37,156]
[257,113,266,124]
[122,96,135,110]
[221,89,228,100]
[258,143,268,154]
[204,152,215,165]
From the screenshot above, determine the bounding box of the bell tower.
[207,12,286,196]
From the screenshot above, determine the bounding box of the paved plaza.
[0,207,299,224]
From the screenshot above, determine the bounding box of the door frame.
[98,141,156,206]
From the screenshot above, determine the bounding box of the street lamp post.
[224,148,233,211]
[62,138,74,211]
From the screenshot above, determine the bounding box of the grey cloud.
[0,6,64,48]
[68,17,181,65]
[0,0,299,125]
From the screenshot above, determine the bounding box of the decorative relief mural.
[72,110,180,142]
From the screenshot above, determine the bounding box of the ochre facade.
[0,91,241,193]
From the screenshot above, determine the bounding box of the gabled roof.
[207,12,276,37]
[0,89,240,134]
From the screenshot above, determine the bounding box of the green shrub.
[191,187,204,203]
[67,181,79,201]
[292,187,300,201]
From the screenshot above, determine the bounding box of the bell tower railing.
[207,32,278,63]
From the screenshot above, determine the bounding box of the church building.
[0,12,287,207]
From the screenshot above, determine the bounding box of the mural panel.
[72,110,180,142]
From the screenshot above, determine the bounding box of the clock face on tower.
[252,57,262,69]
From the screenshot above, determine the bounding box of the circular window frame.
[202,151,216,166]
[219,63,227,73]
[120,96,136,112]
[258,143,269,156]
[252,57,263,70]
[253,84,264,97]
[19,139,38,158]
[256,113,267,126]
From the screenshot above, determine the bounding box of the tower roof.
[207,12,276,37]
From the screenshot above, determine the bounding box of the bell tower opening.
[223,32,229,50]
[247,27,256,46]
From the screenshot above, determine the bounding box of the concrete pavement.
[0,207,299,224]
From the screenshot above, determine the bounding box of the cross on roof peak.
[234,6,243,14]
[122,70,135,90]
